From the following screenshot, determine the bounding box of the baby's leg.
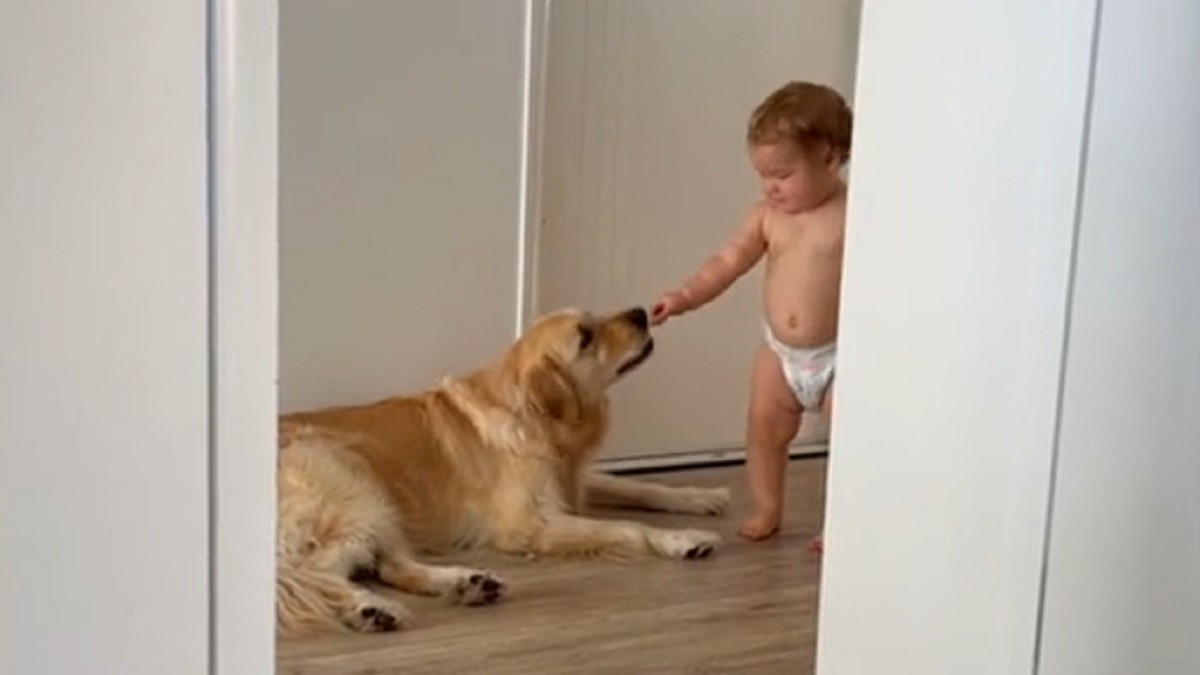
[809,381,836,556]
[739,345,802,541]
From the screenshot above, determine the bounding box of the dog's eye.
[577,325,595,351]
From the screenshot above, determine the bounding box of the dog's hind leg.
[276,561,413,636]
[277,434,421,635]
[375,544,506,606]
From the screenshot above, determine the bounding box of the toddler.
[651,81,851,546]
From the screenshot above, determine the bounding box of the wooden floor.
[277,458,827,675]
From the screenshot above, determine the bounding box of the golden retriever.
[275,307,730,635]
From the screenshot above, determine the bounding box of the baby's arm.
[669,203,768,314]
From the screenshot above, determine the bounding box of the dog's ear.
[523,357,581,422]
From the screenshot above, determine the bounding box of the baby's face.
[749,141,840,214]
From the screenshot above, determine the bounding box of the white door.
[533,0,862,461]
[1036,2,1200,671]
[1,1,211,672]
[815,1,1103,672]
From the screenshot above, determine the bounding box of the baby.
[650,81,851,546]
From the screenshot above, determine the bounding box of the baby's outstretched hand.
[650,301,671,326]
[650,290,688,326]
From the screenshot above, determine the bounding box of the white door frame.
[516,0,550,334]
[208,0,278,673]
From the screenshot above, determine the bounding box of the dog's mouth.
[616,338,654,376]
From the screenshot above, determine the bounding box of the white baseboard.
[596,441,829,474]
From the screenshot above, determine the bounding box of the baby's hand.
[651,290,689,326]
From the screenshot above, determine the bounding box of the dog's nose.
[625,307,649,330]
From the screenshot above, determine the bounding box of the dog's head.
[501,306,654,421]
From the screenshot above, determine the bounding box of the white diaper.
[763,324,836,409]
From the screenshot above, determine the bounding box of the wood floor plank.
[277,458,827,675]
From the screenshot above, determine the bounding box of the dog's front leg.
[524,513,721,561]
[585,472,731,516]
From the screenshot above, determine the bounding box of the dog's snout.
[624,307,649,331]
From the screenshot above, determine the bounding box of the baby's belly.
[762,273,840,348]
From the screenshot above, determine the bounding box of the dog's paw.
[654,528,722,560]
[344,595,413,633]
[454,570,507,606]
[670,486,732,516]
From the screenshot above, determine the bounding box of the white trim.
[209,0,277,673]
[515,0,549,334]
[596,442,828,474]
[527,0,550,327]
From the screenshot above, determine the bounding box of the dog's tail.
[275,560,356,637]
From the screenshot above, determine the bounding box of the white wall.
[537,0,861,460]
[1037,2,1200,673]
[817,1,1099,672]
[0,2,210,673]
[279,0,528,412]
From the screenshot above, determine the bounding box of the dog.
[275,307,730,635]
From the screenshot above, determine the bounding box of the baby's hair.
[747,81,852,163]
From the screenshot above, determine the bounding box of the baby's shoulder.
[747,199,772,224]
[753,201,785,236]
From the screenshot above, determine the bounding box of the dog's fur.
[275,307,729,636]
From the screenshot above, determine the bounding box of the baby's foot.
[738,510,781,541]
[808,534,824,557]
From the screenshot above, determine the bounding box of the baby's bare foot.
[808,534,824,557]
[738,511,781,541]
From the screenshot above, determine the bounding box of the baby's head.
[746,81,852,213]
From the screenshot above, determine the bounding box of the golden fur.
[275,307,729,635]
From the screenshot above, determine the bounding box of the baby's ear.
[832,144,851,170]
[523,357,581,422]
[822,144,842,169]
